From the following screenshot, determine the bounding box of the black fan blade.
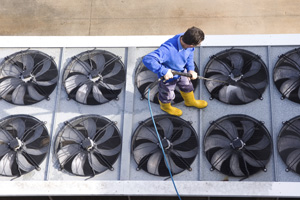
[206,60,231,76]
[285,149,300,171]
[135,127,158,143]
[219,85,253,104]
[217,120,238,139]
[280,79,300,98]
[57,143,81,164]
[21,54,34,77]
[65,74,88,93]
[81,118,97,139]
[71,152,87,176]
[62,126,85,143]
[242,60,261,78]
[95,143,121,156]
[23,125,44,144]
[75,82,93,104]
[278,135,300,152]
[147,151,162,175]
[229,153,245,176]
[0,78,23,98]
[210,148,232,170]
[168,154,184,174]
[71,61,90,75]
[16,152,35,172]
[27,84,44,101]
[1,63,20,78]
[172,147,198,159]
[172,126,191,146]
[9,118,25,139]
[34,76,58,87]
[245,135,270,151]
[228,53,244,72]
[0,152,15,176]
[12,84,26,105]
[23,145,49,156]
[288,52,300,65]
[92,54,106,74]
[274,66,299,81]
[34,59,51,77]
[137,70,157,86]
[102,62,122,79]
[92,85,108,104]
[156,118,173,139]
[204,134,231,151]
[88,152,107,173]
[205,74,229,92]
[0,144,10,158]
[95,125,114,145]
[133,142,158,164]
[241,151,264,168]
[241,120,255,143]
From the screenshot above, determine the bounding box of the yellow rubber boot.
[159,100,183,116]
[180,91,208,109]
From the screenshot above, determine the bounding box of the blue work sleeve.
[142,48,169,78]
[186,48,195,72]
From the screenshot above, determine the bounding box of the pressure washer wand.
[171,70,228,84]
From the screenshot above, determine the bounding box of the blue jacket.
[142,33,195,81]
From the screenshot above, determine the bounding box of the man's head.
[181,26,205,46]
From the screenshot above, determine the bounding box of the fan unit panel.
[132,114,199,176]
[277,116,300,174]
[204,49,269,105]
[135,60,199,104]
[54,115,122,177]
[273,48,300,104]
[0,115,50,177]
[204,114,272,177]
[0,50,58,105]
[63,50,126,105]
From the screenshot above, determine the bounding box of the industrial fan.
[0,115,50,177]
[277,116,300,174]
[273,48,300,104]
[63,49,126,105]
[0,50,58,105]
[132,115,198,176]
[204,114,272,177]
[204,49,269,105]
[55,115,122,177]
[135,60,199,104]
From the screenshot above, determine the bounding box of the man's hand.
[188,70,198,80]
[164,69,173,80]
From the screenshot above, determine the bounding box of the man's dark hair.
[182,26,205,45]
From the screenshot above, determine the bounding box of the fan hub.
[81,137,95,151]
[230,137,245,150]
[19,73,33,83]
[88,73,102,83]
[160,138,172,150]
[229,70,243,82]
[8,137,23,151]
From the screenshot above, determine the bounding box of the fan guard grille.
[0,115,50,177]
[0,50,58,105]
[273,48,300,104]
[204,114,272,177]
[132,115,199,176]
[277,116,300,174]
[135,60,199,104]
[204,49,269,105]
[63,49,126,105]
[55,115,122,177]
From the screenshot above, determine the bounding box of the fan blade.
[137,70,157,86]
[216,120,238,139]
[95,143,121,156]
[168,154,184,174]
[8,118,25,139]
[92,85,108,103]
[12,84,26,105]
[0,152,15,176]
[92,54,106,74]
[147,151,162,175]
[16,152,35,172]
[71,60,90,75]
[133,142,158,164]
[136,127,158,143]
[219,85,253,104]
[172,126,191,146]
[81,118,97,139]
[245,135,270,151]
[75,82,93,104]
[0,129,12,142]
[148,84,159,101]
[204,134,231,151]
[288,53,300,66]
[241,120,255,142]
[21,54,34,76]
[280,79,300,97]
[88,152,107,173]
[241,151,264,168]
[206,60,231,75]
[278,135,300,152]
[64,74,88,93]
[210,148,232,170]
[57,144,81,164]
[205,74,229,92]
[156,118,173,139]
[100,81,124,91]
[102,62,122,78]
[274,66,299,81]
[95,125,114,145]
[228,53,244,71]
[285,149,300,171]
[23,145,49,156]
[243,60,261,78]
[1,64,21,77]
[62,126,85,143]
[34,59,51,77]
[71,152,87,176]
[34,76,58,86]
[27,84,44,101]
[172,147,198,159]
[0,144,10,157]
[0,78,23,98]
[23,124,44,144]
[230,153,245,176]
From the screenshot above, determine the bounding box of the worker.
[142,26,208,116]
